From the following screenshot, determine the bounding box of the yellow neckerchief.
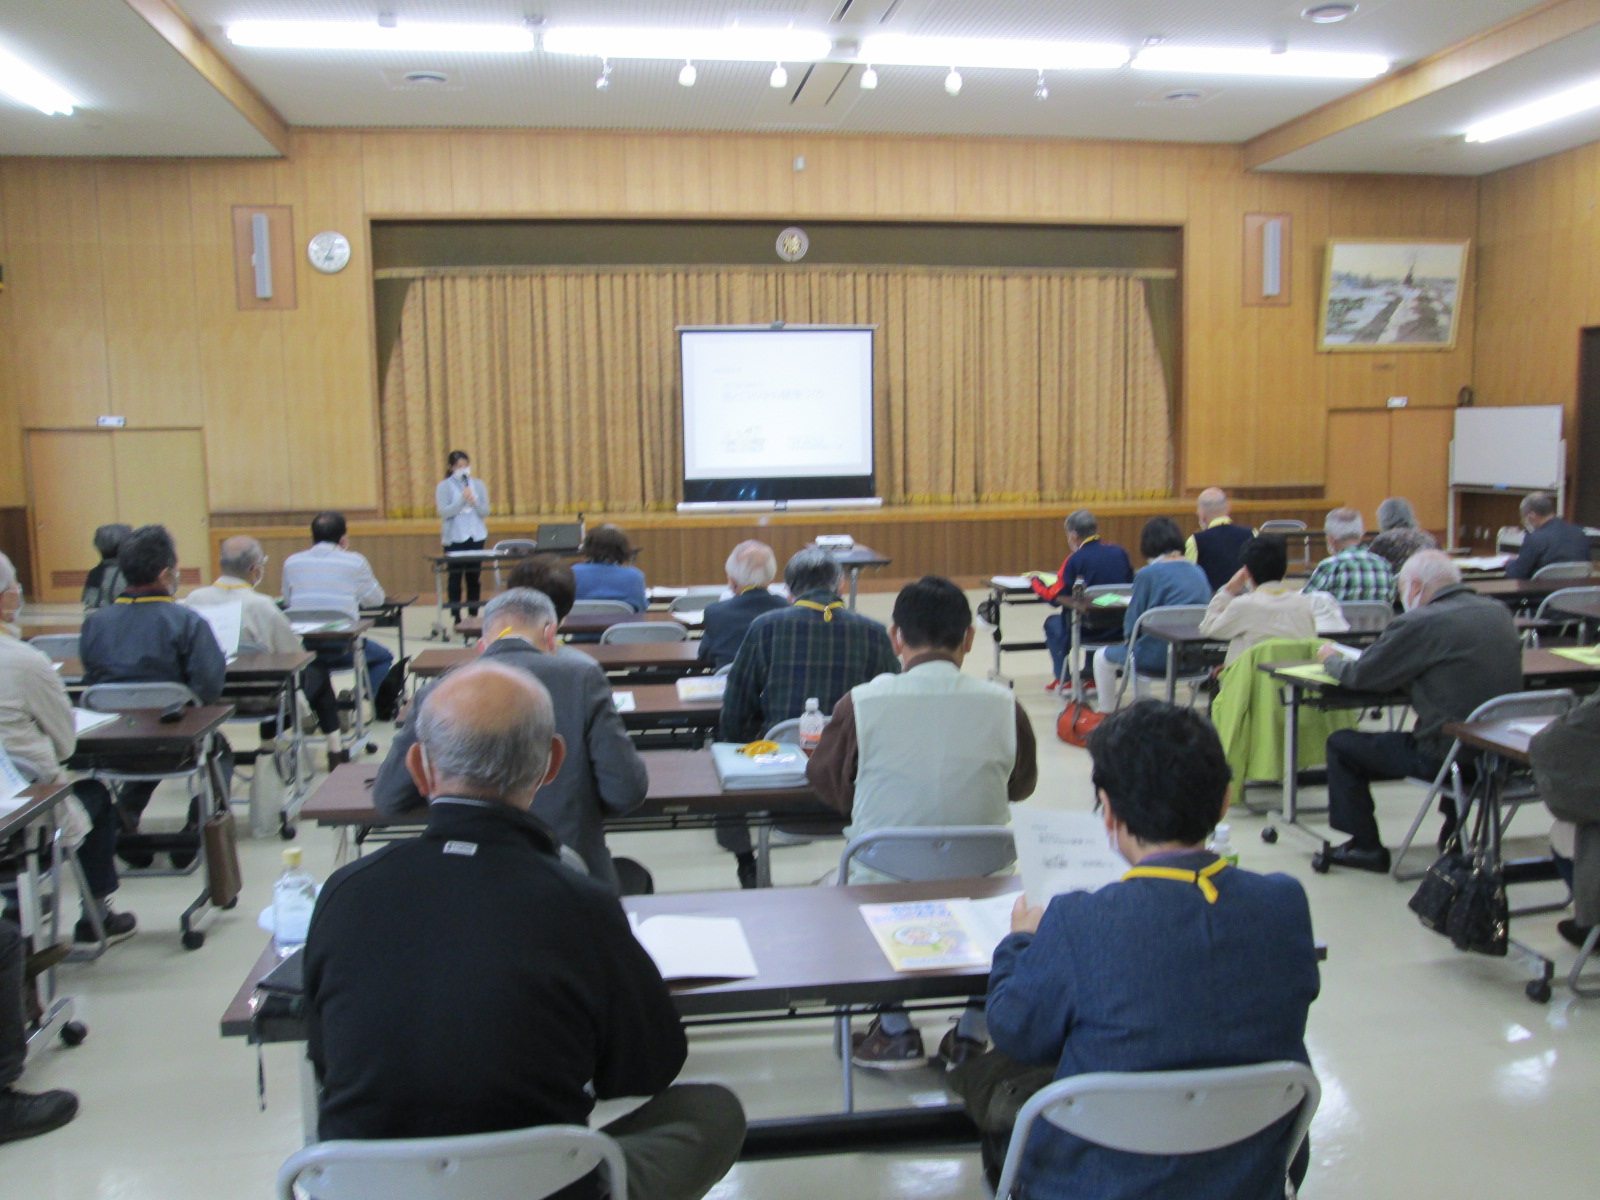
[738,586,767,596]
[794,598,844,622]
[1122,856,1228,903]
[1204,517,1233,529]
[114,594,174,604]
[211,577,254,591]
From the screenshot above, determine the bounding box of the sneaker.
[74,906,137,945]
[850,1018,926,1070]
[1044,679,1060,693]
[0,1087,79,1145]
[933,1026,987,1072]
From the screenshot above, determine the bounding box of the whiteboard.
[1450,405,1563,489]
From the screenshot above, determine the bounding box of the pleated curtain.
[380,265,1173,516]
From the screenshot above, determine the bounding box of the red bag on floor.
[1056,701,1104,747]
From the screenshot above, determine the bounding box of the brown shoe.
[850,1018,926,1070]
[933,1025,987,1073]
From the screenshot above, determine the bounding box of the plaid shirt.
[719,590,900,743]
[1304,544,1395,604]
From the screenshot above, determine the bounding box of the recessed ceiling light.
[1465,76,1600,143]
[1303,4,1358,24]
[544,27,830,63]
[678,61,697,87]
[769,63,788,89]
[859,64,878,90]
[860,34,1128,71]
[944,68,963,96]
[1133,46,1387,78]
[227,20,535,52]
[0,42,78,115]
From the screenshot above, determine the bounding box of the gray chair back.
[1116,604,1214,706]
[1258,519,1307,534]
[491,539,537,556]
[668,589,726,614]
[284,608,354,629]
[27,634,79,659]
[1338,600,1394,631]
[599,621,687,644]
[277,1124,626,1200]
[994,1062,1318,1200]
[82,682,198,712]
[569,599,635,616]
[1084,583,1132,600]
[763,717,804,744]
[1533,561,1595,581]
[837,826,1016,884]
[714,663,734,676]
[1535,586,1600,621]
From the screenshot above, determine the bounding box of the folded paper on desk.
[1505,718,1555,738]
[988,575,1036,590]
[860,894,1018,972]
[1458,555,1513,572]
[290,620,347,635]
[612,691,636,713]
[1013,808,1128,907]
[650,586,692,600]
[710,742,809,789]
[673,609,706,627]
[1273,663,1342,687]
[1092,593,1130,608]
[0,746,28,809]
[73,708,118,735]
[1323,642,1363,662]
[1553,646,1600,666]
[628,914,758,980]
[676,675,726,702]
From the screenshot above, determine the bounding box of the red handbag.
[1056,701,1104,747]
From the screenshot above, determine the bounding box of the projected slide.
[681,327,875,503]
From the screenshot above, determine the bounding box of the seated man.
[374,588,647,893]
[505,553,591,663]
[187,536,301,654]
[281,512,394,758]
[717,548,900,887]
[1530,691,1600,949]
[1199,535,1334,665]
[79,525,227,838]
[1032,510,1134,691]
[1505,491,1592,579]
[305,661,744,1199]
[0,553,134,942]
[1183,488,1254,591]
[81,523,130,612]
[1,919,79,1143]
[1368,497,1438,575]
[1303,507,1394,605]
[1316,551,1523,871]
[699,540,787,670]
[959,701,1320,1199]
[808,576,1037,1070]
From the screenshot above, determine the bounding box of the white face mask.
[455,467,470,479]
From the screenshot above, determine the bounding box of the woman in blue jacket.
[1090,517,1211,709]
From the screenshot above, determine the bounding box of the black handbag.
[1408,787,1510,956]
[1407,844,1472,934]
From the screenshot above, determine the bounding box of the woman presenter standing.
[436,449,490,623]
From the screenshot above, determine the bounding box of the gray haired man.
[373,587,648,892]
[1303,506,1395,605]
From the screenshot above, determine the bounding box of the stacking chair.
[1057,583,1133,690]
[1532,586,1600,647]
[489,539,537,590]
[26,633,79,659]
[1533,561,1594,581]
[834,826,1017,1111]
[1260,519,1311,569]
[286,608,374,750]
[1111,604,1214,709]
[1337,600,1394,632]
[277,1124,627,1200]
[1391,689,1578,882]
[761,717,844,844]
[599,621,687,644]
[763,717,802,743]
[1495,526,1524,555]
[568,599,635,616]
[1570,926,1600,1000]
[993,1062,1320,1200]
[667,588,726,615]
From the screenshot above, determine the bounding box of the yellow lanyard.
[1121,857,1228,904]
[794,599,844,622]
[114,595,174,604]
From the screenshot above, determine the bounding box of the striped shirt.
[282,542,386,619]
[718,590,900,743]
[1304,545,1396,605]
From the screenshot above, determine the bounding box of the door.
[26,429,210,603]
[1326,408,1454,534]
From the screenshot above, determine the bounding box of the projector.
[815,534,856,550]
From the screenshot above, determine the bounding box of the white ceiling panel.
[0,0,278,156]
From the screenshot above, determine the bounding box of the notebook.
[710,742,809,790]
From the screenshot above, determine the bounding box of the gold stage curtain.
[380,265,1173,516]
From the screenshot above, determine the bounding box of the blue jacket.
[79,591,226,703]
[699,587,788,669]
[1105,558,1212,672]
[571,562,648,613]
[987,851,1320,1200]
[1505,518,1592,580]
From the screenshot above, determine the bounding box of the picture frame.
[1317,238,1469,352]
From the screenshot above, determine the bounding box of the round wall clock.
[776,226,809,262]
[307,230,352,274]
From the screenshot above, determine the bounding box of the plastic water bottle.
[1208,824,1239,868]
[798,697,826,753]
[272,847,317,958]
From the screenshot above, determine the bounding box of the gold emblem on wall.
[776,226,809,263]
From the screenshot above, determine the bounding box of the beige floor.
[3,592,1597,1198]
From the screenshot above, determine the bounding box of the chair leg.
[1391,758,1458,883]
[1571,927,1600,999]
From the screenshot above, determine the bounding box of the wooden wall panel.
[0,186,20,508]
[1326,410,1392,524]
[1388,407,1455,531]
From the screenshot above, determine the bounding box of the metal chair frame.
[1532,561,1595,581]
[568,599,636,616]
[599,621,688,645]
[1112,604,1215,710]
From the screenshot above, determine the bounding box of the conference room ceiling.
[2,1,1599,175]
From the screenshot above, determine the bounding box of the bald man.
[1184,488,1255,591]
[305,662,745,1200]
[188,536,301,655]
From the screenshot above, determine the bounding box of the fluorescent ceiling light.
[1465,77,1600,143]
[860,34,1127,71]
[543,27,831,63]
[0,43,77,115]
[226,20,535,53]
[1133,46,1387,78]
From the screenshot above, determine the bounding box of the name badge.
[442,841,478,857]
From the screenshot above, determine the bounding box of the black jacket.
[374,636,647,891]
[1505,518,1592,580]
[79,591,226,702]
[305,800,685,1155]
[698,587,788,669]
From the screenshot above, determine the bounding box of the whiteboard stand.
[1446,441,1565,550]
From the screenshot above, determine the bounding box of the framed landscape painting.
[1318,239,1469,352]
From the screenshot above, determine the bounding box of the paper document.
[73,708,118,735]
[0,746,29,809]
[290,620,344,635]
[188,600,242,656]
[1013,808,1128,907]
[1457,555,1513,572]
[612,691,636,713]
[649,586,692,600]
[859,895,1019,972]
[676,675,726,703]
[1273,662,1342,688]
[1552,646,1600,666]
[1091,593,1130,608]
[672,610,706,627]
[628,914,758,980]
[1324,642,1363,662]
[1505,718,1555,738]
[988,575,1035,590]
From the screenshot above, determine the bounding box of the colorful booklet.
[859,895,1017,972]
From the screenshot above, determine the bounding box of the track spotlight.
[678,60,697,87]
[944,67,962,95]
